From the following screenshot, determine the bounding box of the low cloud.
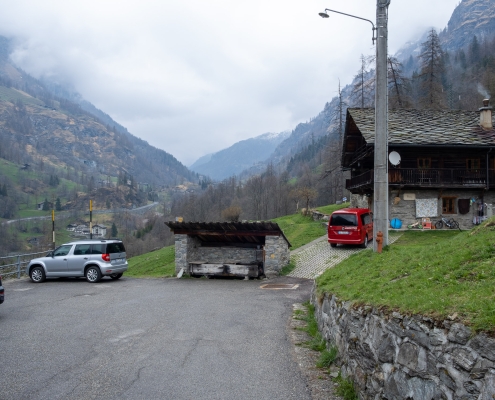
[0,0,459,165]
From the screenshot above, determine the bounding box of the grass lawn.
[316,219,495,333]
[273,203,349,250]
[126,246,175,278]
[314,202,351,215]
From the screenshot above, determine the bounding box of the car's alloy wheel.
[109,273,123,280]
[30,266,45,283]
[86,266,101,283]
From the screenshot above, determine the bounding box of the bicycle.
[435,216,460,230]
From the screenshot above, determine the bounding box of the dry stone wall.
[312,291,495,399]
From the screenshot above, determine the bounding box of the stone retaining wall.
[312,290,495,399]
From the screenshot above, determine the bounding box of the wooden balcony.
[346,168,495,191]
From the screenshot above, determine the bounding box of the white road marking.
[109,329,146,343]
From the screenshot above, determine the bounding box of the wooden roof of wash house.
[165,221,291,247]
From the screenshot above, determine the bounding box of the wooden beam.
[199,242,260,248]
[171,230,281,237]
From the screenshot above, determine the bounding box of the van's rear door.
[329,213,360,241]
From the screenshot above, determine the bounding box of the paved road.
[0,276,313,400]
[3,202,159,225]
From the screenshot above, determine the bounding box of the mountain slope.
[0,35,196,188]
[440,0,495,52]
[189,131,290,180]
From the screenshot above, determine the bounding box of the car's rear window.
[330,214,357,226]
[106,242,126,253]
[91,244,106,254]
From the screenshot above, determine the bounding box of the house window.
[417,158,431,169]
[442,197,456,214]
[466,158,480,171]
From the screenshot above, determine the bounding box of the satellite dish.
[389,151,401,166]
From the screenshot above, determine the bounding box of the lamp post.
[319,1,390,251]
[318,9,376,45]
[374,0,390,250]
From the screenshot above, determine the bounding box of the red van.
[328,208,373,248]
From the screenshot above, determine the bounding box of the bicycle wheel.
[435,220,443,229]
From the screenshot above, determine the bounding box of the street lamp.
[320,1,391,251]
[318,9,376,45]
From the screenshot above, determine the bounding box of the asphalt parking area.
[0,276,313,400]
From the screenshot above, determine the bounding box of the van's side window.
[361,213,371,225]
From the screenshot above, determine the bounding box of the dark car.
[26,239,128,283]
[0,275,4,304]
[328,208,373,248]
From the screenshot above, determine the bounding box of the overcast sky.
[0,0,460,166]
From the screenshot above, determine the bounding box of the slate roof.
[347,108,495,146]
[165,221,291,247]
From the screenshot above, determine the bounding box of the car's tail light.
[102,254,111,262]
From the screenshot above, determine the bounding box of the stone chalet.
[343,102,495,229]
[92,224,107,237]
[165,221,291,278]
[67,223,106,238]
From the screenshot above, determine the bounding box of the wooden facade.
[342,108,495,195]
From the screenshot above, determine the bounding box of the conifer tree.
[388,57,411,108]
[42,198,50,211]
[418,29,446,109]
[351,55,374,108]
[111,223,118,238]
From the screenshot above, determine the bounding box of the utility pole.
[89,199,93,239]
[373,0,390,250]
[52,209,55,250]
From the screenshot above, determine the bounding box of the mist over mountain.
[0,36,197,188]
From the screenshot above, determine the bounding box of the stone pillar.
[264,235,290,277]
[351,194,370,209]
[174,234,190,275]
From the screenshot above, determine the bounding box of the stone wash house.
[165,221,291,278]
[343,101,495,229]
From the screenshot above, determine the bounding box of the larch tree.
[388,57,411,109]
[418,28,446,109]
[351,54,375,108]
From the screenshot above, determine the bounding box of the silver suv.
[26,240,128,283]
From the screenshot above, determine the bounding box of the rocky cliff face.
[441,0,495,51]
